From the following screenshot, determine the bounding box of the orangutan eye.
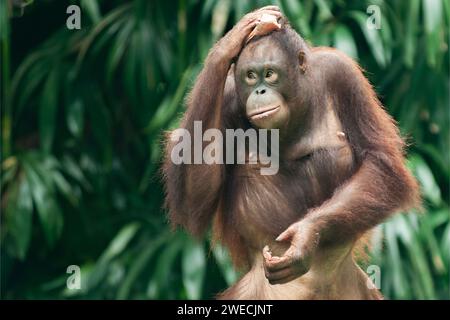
[247,71,257,79]
[245,71,258,85]
[265,69,278,82]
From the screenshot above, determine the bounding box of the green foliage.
[1,0,449,299]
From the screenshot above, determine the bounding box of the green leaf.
[144,67,194,135]
[349,11,386,67]
[379,12,393,65]
[212,0,230,38]
[90,15,128,57]
[333,25,358,58]
[5,176,33,259]
[404,0,420,67]
[52,170,78,206]
[80,0,101,24]
[123,32,139,106]
[420,213,445,273]
[11,51,50,122]
[0,0,9,41]
[39,68,59,153]
[75,3,132,72]
[315,0,333,22]
[400,215,436,299]
[61,155,90,190]
[106,19,135,86]
[385,218,410,298]
[117,233,169,299]
[213,245,238,286]
[1,156,18,189]
[182,239,206,300]
[22,155,63,247]
[418,144,450,179]
[85,90,112,165]
[147,235,183,298]
[440,220,450,267]
[408,154,442,206]
[101,223,140,261]
[66,98,84,138]
[88,223,140,290]
[423,0,443,67]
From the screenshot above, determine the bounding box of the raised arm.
[163,6,282,236]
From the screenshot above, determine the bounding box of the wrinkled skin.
[236,39,291,129]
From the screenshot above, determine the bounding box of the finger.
[258,10,282,18]
[241,21,259,39]
[269,273,300,285]
[249,9,282,21]
[249,21,259,30]
[262,245,272,260]
[259,10,283,18]
[241,17,258,27]
[265,254,293,272]
[276,225,296,242]
[247,29,259,43]
[265,243,301,270]
[257,5,280,12]
[266,267,294,283]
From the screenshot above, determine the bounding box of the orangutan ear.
[298,50,307,74]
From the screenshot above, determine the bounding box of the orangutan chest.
[227,146,355,241]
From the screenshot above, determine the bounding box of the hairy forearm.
[164,46,232,235]
[303,152,418,243]
[182,49,232,129]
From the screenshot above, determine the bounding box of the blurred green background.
[1,0,449,299]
